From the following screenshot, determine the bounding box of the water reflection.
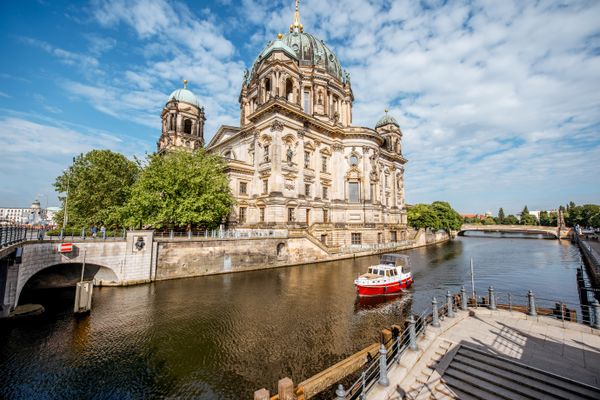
[0,236,584,399]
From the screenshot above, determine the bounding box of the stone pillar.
[460,286,468,311]
[378,343,389,386]
[254,388,270,400]
[335,384,346,400]
[408,315,418,350]
[488,286,496,310]
[432,297,440,328]
[592,300,600,329]
[278,377,294,400]
[446,290,455,318]
[528,290,537,316]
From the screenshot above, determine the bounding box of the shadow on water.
[0,236,586,399]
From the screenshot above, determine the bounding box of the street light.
[62,169,70,231]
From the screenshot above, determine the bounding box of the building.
[156,2,408,246]
[0,200,47,225]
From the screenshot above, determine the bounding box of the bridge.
[0,230,155,318]
[458,224,572,239]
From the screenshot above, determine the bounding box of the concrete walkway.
[368,309,600,399]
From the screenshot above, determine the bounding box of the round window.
[350,155,358,166]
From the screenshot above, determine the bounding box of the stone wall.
[155,236,332,280]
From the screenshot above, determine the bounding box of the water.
[0,235,584,399]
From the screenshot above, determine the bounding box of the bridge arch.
[15,260,121,307]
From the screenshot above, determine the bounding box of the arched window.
[264,78,271,101]
[184,119,192,134]
[286,78,293,101]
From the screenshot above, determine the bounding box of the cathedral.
[157,2,408,247]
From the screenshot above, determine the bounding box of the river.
[0,234,585,399]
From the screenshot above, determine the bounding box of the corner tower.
[158,80,206,152]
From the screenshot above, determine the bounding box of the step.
[448,361,555,399]
[457,346,600,399]
[452,353,582,399]
[445,368,531,400]
[442,373,506,400]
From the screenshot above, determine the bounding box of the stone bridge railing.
[458,224,571,239]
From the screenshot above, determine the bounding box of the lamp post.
[62,169,70,231]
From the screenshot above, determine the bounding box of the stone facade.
[157,4,409,247]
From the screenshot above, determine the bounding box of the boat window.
[385,270,390,277]
[379,270,385,276]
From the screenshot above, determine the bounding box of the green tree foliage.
[408,204,440,230]
[123,150,235,229]
[483,216,496,225]
[408,201,462,232]
[497,208,505,224]
[539,211,558,227]
[54,150,140,228]
[519,205,537,225]
[563,201,600,227]
[504,214,519,225]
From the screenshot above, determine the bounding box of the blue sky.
[1,0,599,215]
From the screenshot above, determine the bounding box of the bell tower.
[158,80,206,153]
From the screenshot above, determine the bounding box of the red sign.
[59,243,73,253]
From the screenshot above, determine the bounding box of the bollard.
[489,286,496,310]
[278,377,294,400]
[378,344,389,386]
[528,290,537,316]
[446,290,455,318]
[335,384,346,400]
[170,230,174,240]
[253,388,270,400]
[460,286,468,311]
[592,300,600,329]
[432,297,441,327]
[508,293,512,312]
[408,315,418,350]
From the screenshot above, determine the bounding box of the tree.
[519,205,537,225]
[483,216,496,225]
[54,150,140,228]
[431,201,463,231]
[123,149,235,229]
[497,208,505,224]
[504,214,519,225]
[407,204,440,230]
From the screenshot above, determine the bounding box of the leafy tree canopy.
[504,214,519,225]
[122,149,235,229]
[408,201,462,232]
[54,150,140,228]
[497,208,505,224]
[519,205,537,225]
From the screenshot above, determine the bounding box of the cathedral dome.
[248,2,344,83]
[375,111,400,129]
[168,81,200,107]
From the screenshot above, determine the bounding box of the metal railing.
[339,240,414,254]
[156,229,288,240]
[0,226,29,248]
[44,228,127,241]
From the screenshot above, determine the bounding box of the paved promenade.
[368,309,600,399]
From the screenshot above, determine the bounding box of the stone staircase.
[404,343,600,400]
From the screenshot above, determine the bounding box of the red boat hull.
[355,278,413,297]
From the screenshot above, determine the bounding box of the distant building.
[0,200,53,226]
[461,213,486,221]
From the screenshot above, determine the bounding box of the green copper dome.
[375,112,400,129]
[168,85,201,107]
[248,31,344,83]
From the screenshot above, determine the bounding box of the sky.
[0,0,599,215]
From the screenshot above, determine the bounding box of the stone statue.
[287,147,294,163]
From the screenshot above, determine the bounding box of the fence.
[339,240,413,254]
[0,226,29,248]
[45,228,127,241]
[155,229,288,240]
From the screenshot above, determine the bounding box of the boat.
[354,254,413,297]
